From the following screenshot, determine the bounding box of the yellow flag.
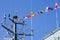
[31,13,35,16]
[30,12,35,16]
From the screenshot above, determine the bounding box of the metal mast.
[1,13,33,40]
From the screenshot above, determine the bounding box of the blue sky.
[0,0,60,40]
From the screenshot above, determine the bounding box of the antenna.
[1,12,34,40]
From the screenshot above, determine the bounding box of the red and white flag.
[55,3,60,9]
[27,14,31,18]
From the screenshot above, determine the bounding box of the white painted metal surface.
[42,28,60,40]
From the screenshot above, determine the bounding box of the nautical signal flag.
[48,7,53,11]
[35,11,40,16]
[30,12,35,16]
[40,10,44,14]
[55,3,60,9]
[31,13,35,16]
[24,17,28,19]
[27,14,31,18]
[45,6,53,12]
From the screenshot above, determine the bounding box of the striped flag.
[40,10,44,14]
[45,6,53,12]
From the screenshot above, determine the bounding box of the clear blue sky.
[0,0,60,40]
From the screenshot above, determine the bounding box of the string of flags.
[4,3,60,20]
[24,3,60,19]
